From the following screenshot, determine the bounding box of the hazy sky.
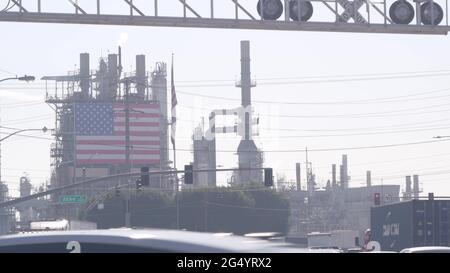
[1,0,450,197]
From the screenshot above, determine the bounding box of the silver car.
[400,246,450,253]
[0,228,338,253]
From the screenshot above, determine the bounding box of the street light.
[0,75,35,83]
[433,136,450,139]
[0,127,49,143]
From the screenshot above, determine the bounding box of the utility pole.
[123,73,131,228]
[125,190,131,228]
[204,192,208,232]
[124,79,131,173]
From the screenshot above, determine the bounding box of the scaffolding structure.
[43,50,171,219]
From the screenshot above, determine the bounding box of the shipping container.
[371,200,450,251]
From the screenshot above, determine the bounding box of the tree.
[83,186,291,234]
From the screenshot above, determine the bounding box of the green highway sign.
[58,195,87,204]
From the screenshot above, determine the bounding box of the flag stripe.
[77,154,159,160]
[77,159,160,165]
[115,113,160,118]
[76,140,160,146]
[76,136,159,141]
[115,122,160,127]
[115,131,160,137]
[77,150,160,155]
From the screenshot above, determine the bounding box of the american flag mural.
[74,103,161,165]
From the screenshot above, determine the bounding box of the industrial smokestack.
[332,164,337,187]
[240,40,251,108]
[240,40,252,141]
[236,40,261,185]
[339,164,344,189]
[342,155,348,188]
[136,55,146,97]
[80,53,90,96]
[366,171,372,187]
[108,54,118,100]
[296,163,301,191]
[413,175,419,199]
[405,176,412,200]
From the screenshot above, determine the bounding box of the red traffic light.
[374,193,381,206]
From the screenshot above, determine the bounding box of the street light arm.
[433,136,450,139]
[0,75,35,83]
[0,77,18,83]
[0,127,48,142]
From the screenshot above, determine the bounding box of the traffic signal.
[141,167,149,187]
[136,178,143,190]
[264,168,273,187]
[115,188,121,197]
[184,165,194,185]
[374,193,381,206]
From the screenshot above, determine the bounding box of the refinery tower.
[43,49,172,219]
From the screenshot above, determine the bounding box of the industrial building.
[285,154,401,241]
[191,41,263,187]
[42,49,173,219]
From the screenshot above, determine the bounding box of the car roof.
[400,246,450,253]
[0,228,325,253]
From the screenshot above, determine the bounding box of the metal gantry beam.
[0,1,449,34]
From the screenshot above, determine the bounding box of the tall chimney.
[342,155,348,188]
[240,40,252,140]
[136,54,146,97]
[366,171,372,187]
[339,164,344,189]
[406,176,412,200]
[80,53,90,97]
[332,164,337,187]
[413,175,419,199]
[296,163,301,191]
[108,54,118,100]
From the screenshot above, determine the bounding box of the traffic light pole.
[174,143,180,230]
[125,191,131,228]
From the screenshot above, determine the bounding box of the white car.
[0,228,339,253]
[400,246,450,253]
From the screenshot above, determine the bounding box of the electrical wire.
[37,137,450,153]
[255,125,450,139]
[0,0,11,12]
[176,87,450,105]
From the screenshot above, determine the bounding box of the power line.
[67,138,450,153]
[0,101,45,108]
[259,117,450,132]
[6,70,450,91]
[174,100,450,119]
[0,114,53,125]
[176,87,450,105]
[256,125,450,138]
[277,152,450,170]
[0,67,15,76]
[252,69,450,81]
[264,107,450,119]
